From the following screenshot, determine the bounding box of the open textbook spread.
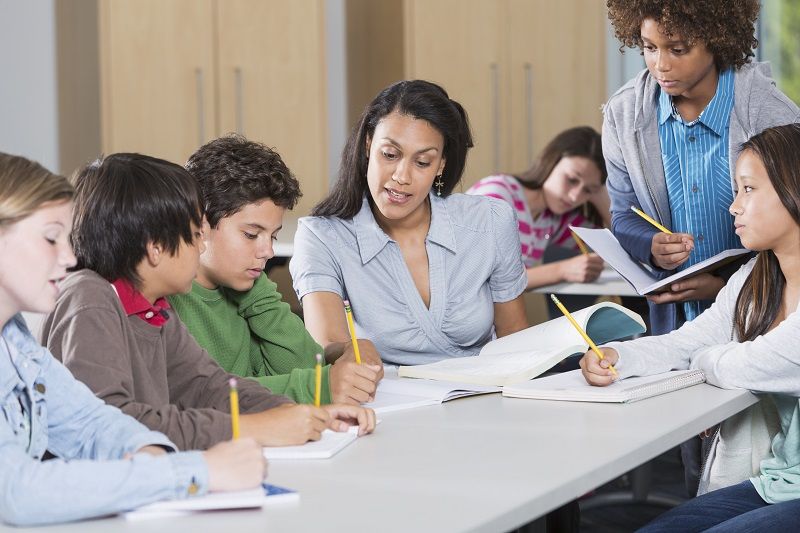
[502,369,706,403]
[570,226,750,295]
[397,301,646,386]
[364,367,499,413]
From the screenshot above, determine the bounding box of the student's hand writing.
[204,438,267,492]
[322,404,377,436]
[329,357,382,404]
[646,273,725,304]
[651,232,694,270]
[242,403,330,446]
[342,338,385,379]
[559,254,604,283]
[579,347,619,387]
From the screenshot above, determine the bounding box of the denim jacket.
[0,315,209,526]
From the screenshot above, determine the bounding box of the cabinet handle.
[195,68,205,146]
[524,63,534,166]
[234,67,244,135]
[490,62,500,172]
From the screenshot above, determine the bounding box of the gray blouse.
[290,193,526,365]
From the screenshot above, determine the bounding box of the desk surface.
[533,267,639,298]
[7,385,756,533]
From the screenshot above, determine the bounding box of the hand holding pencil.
[550,294,618,380]
[631,206,695,270]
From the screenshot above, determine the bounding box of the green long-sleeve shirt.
[168,273,331,404]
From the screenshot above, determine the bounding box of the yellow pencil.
[550,294,617,376]
[631,206,672,234]
[343,299,362,365]
[229,378,240,439]
[570,229,590,255]
[314,353,322,407]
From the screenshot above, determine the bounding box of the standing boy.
[604,0,800,495]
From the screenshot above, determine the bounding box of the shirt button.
[692,185,699,193]
[688,135,696,142]
[145,311,154,319]
[698,234,704,242]
[544,233,550,240]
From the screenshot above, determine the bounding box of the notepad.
[365,374,499,414]
[124,483,298,520]
[263,424,370,460]
[398,301,645,386]
[570,226,750,295]
[502,369,706,403]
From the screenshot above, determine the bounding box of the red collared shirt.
[110,279,171,327]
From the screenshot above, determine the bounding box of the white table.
[533,267,639,298]
[5,385,757,533]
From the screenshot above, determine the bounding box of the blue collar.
[658,68,734,136]
[353,193,457,264]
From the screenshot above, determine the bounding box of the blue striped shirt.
[290,193,527,366]
[658,68,742,321]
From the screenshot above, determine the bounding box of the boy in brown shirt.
[42,153,374,450]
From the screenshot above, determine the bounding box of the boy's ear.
[145,241,163,267]
[201,216,211,239]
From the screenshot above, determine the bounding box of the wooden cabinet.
[98,0,328,214]
[401,0,607,189]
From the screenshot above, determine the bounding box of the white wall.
[0,0,59,171]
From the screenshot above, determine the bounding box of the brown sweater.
[42,270,292,450]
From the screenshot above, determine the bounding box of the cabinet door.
[98,0,216,164]
[507,0,607,172]
[216,0,328,216]
[403,0,505,190]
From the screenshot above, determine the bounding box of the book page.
[571,226,750,295]
[263,428,358,460]
[503,369,705,402]
[570,227,657,293]
[399,347,583,386]
[124,484,298,520]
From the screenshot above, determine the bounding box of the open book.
[365,369,499,414]
[397,301,645,386]
[570,226,750,295]
[503,369,706,403]
[124,483,297,520]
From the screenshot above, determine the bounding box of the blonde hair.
[0,152,73,228]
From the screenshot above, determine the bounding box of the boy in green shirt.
[170,135,382,405]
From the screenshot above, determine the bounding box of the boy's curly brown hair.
[606,0,760,71]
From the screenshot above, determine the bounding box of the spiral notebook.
[502,369,706,403]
